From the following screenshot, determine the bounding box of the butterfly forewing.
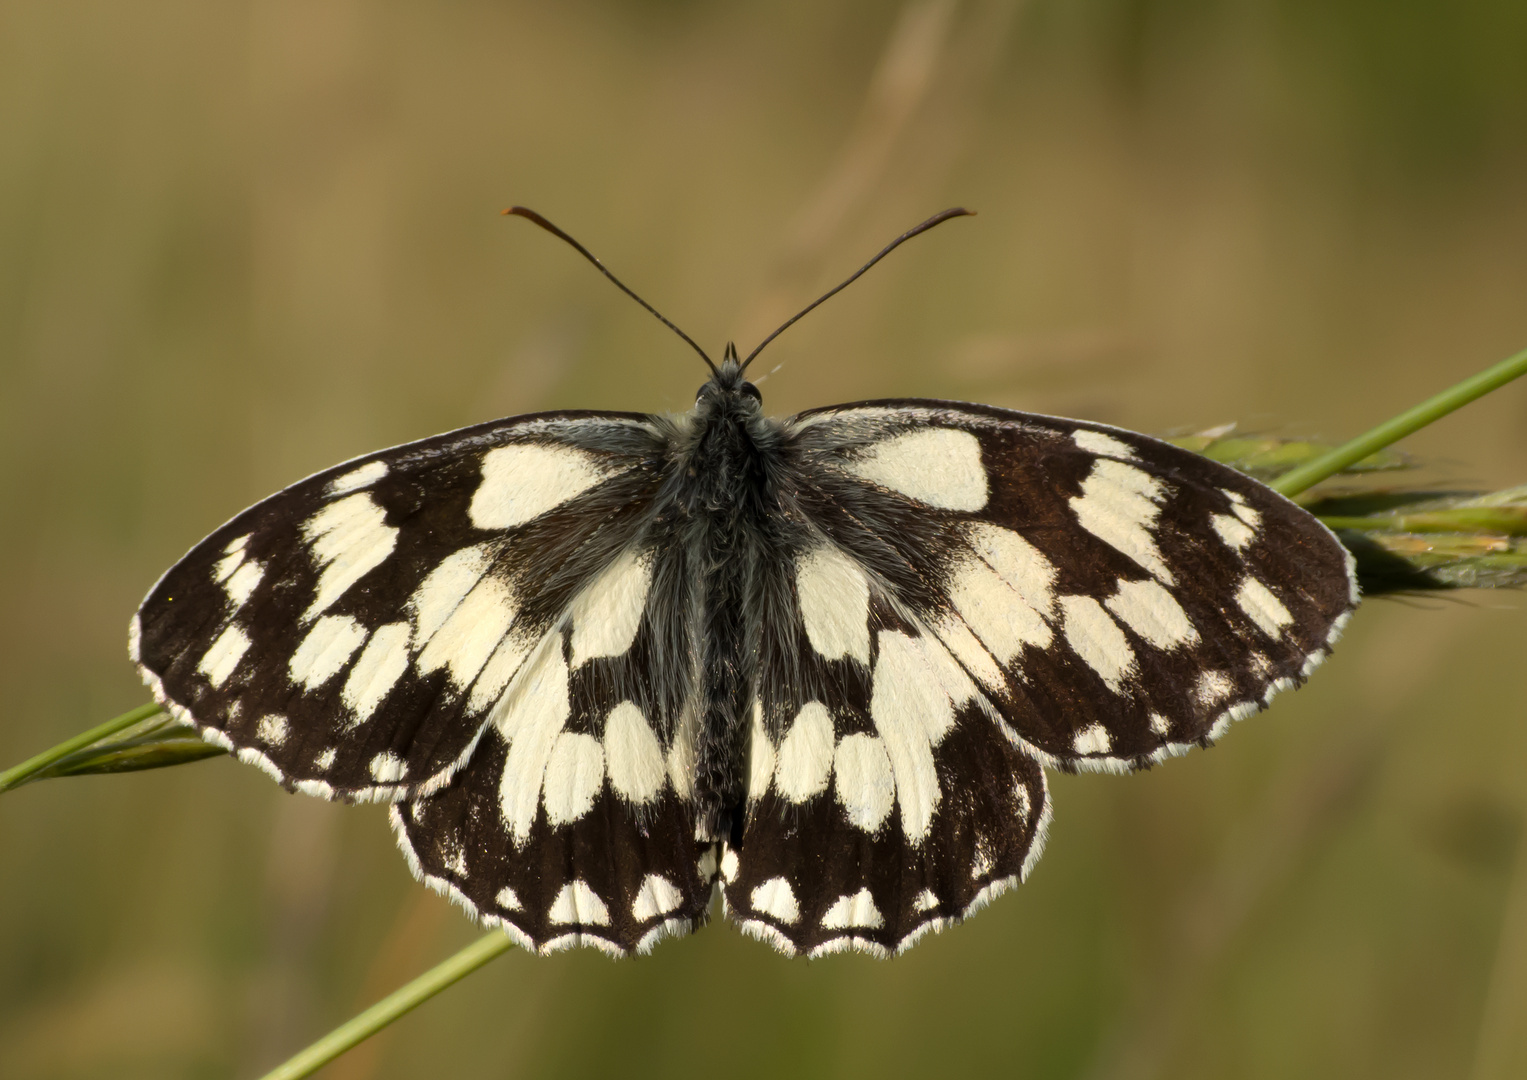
[132,412,668,801]
[784,402,1357,771]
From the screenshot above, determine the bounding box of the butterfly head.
[695,341,763,414]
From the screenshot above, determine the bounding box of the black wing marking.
[783,400,1359,772]
[392,600,717,955]
[132,411,668,802]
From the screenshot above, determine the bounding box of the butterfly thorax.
[669,355,785,842]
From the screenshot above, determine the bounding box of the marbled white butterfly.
[131,209,1358,958]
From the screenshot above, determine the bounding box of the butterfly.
[131,208,1359,958]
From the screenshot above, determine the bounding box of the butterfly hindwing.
[132,411,667,801]
[392,623,718,956]
[727,595,1050,956]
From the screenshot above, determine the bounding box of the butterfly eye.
[740,383,762,402]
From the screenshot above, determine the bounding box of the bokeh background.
[3,1,1526,1077]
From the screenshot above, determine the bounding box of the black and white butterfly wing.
[133,410,724,954]
[389,606,718,956]
[727,598,1052,957]
[723,401,1357,955]
[131,410,674,800]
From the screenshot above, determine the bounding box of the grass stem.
[0,701,163,794]
[256,931,516,1080]
[1271,345,1527,498]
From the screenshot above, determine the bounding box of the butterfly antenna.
[504,206,718,376]
[739,207,975,372]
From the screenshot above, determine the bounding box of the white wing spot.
[1236,578,1294,638]
[416,574,518,691]
[632,875,684,921]
[1104,578,1199,650]
[213,548,243,584]
[1224,488,1262,526]
[342,621,412,726]
[971,844,994,880]
[1073,429,1137,459]
[256,714,289,746]
[847,428,988,511]
[750,878,801,924]
[965,522,1057,619]
[720,848,740,884]
[495,886,523,911]
[548,880,611,927]
[774,700,835,804]
[467,632,535,715]
[542,732,605,827]
[495,643,573,845]
[198,625,251,687]
[569,548,652,668]
[327,460,388,496]
[223,559,264,608]
[410,545,491,645]
[1072,723,1111,755]
[1013,782,1031,821]
[300,493,398,622]
[369,751,406,782]
[603,701,667,805]
[869,631,955,843]
[314,747,337,770]
[1195,670,1235,707]
[746,699,775,802]
[822,888,885,930]
[289,615,367,691]
[469,443,613,530]
[223,534,250,555]
[833,733,895,833]
[914,889,940,913]
[666,708,697,800]
[1148,712,1171,736]
[1059,595,1136,692]
[1212,513,1255,551]
[1070,459,1173,583]
[930,616,1004,692]
[948,552,1053,662]
[795,544,871,664]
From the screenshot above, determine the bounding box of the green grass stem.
[1271,345,1527,498]
[257,931,517,1080]
[0,702,164,795]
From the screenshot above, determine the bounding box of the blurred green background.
[3,1,1526,1077]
